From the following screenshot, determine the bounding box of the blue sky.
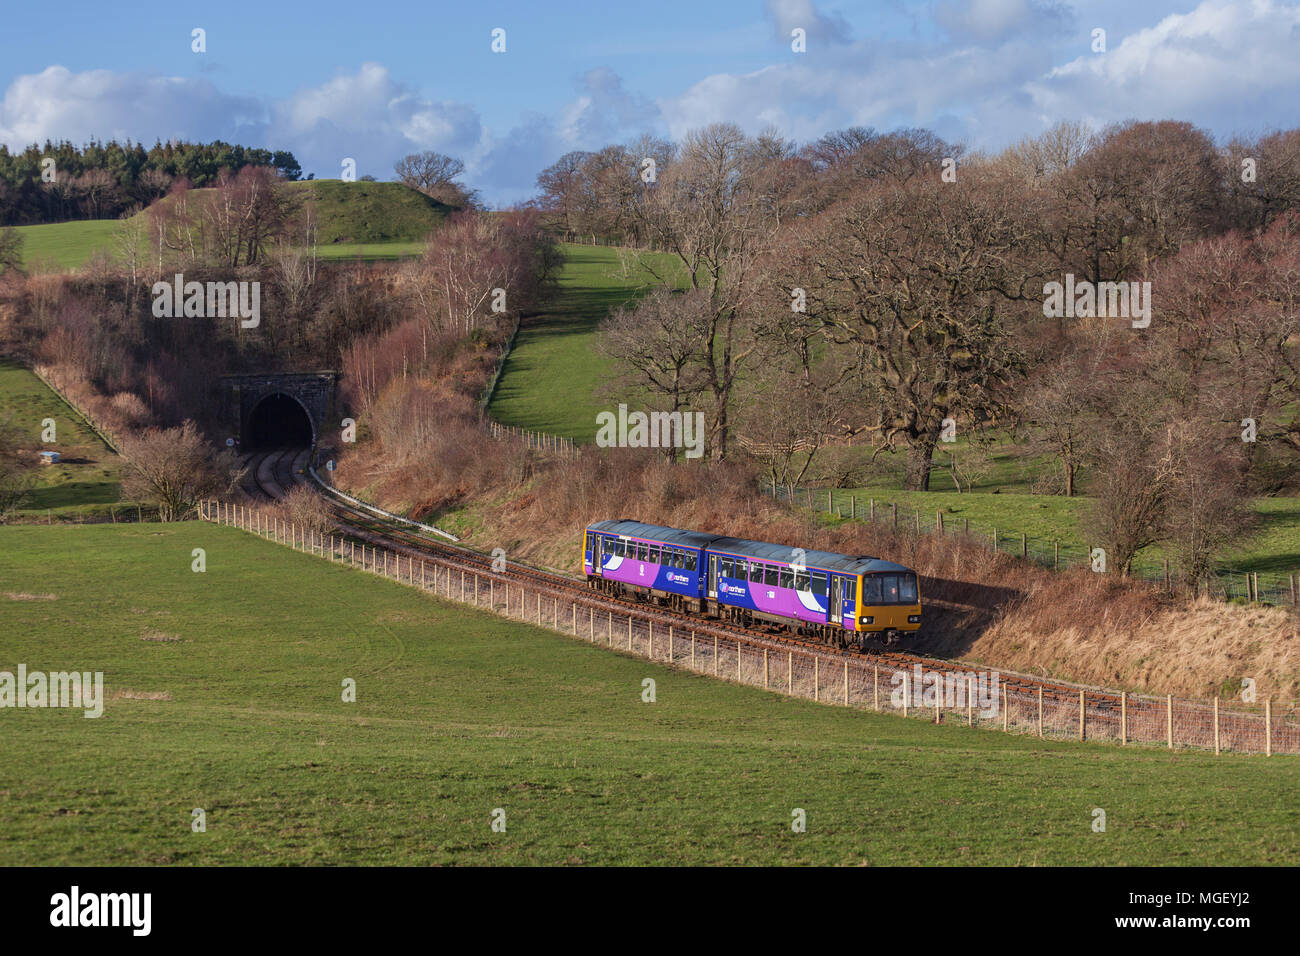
[3,0,1300,205]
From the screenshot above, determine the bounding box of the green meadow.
[0,523,1295,866]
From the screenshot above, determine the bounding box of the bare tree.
[621,123,777,459]
[802,168,1048,490]
[599,287,712,458]
[1085,382,1176,576]
[119,421,243,521]
[394,151,474,207]
[1163,422,1256,593]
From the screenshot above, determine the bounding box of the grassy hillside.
[487,244,687,440]
[292,179,451,245]
[0,357,122,517]
[12,180,445,269]
[0,522,1296,866]
[10,219,124,270]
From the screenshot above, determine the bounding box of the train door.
[591,534,603,576]
[830,575,842,625]
[707,554,718,599]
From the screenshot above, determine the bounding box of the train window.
[778,568,793,589]
[720,557,734,578]
[810,572,827,597]
[648,545,660,564]
[735,559,748,579]
[685,552,697,572]
[765,565,778,587]
[900,573,918,603]
[603,538,614,555]
[750,562,764,583]
[794,570,809,592]
[673,550,684,569]
[635,542,647,561]
[863,575,882,604]
[881,574,901,603]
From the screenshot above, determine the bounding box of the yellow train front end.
[854,570,922,643]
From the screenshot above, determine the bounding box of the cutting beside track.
[237,446,1136,716]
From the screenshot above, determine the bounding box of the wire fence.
[764,481,1300,606]
[487,421,579,458]
[199,498,1300,756]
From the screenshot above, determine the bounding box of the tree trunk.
[904,440,935,492]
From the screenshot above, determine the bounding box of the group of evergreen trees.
[0,139,303,225]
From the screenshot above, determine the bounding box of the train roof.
[707,536,913,575]
[587,520,913,575]
[587,519,722,550]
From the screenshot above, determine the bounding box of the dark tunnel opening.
[246,393,314,449]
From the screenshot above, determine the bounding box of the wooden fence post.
[787,651,792,693]
[1037,687,1043,737]
[764,649,769,689]
[1079,690,1085,741]
[902,672,909,718]
[1121,692,1127,745]
[844,662,850,707]
[1214,697,1220,755]
[1003,685,1008,732]
[1167,695,1173,749]
[1266,699,1272,757]
[873,665,879,711]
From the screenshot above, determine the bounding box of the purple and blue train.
[584,519,922,647]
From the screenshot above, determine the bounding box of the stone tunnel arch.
[245,392,315,449]
[221,371,338,451]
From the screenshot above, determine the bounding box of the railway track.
[236,445,1134,714]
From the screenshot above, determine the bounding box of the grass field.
[487,244,686,440]
[0,522,1297,866]
[13,180,445,270]
[10,220,125,271]
[813,483,1300,584]
[0,357,122,518]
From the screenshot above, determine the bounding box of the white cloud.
[1026,0,1300,132]
[662,0,1300,151]
[0,65,265,147]
[764,0,853,45]
[269,63,484,181]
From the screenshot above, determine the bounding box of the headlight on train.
[908,615,921,623]
[861,616,873,625]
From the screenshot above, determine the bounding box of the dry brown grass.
[345,419,1300,699]
[140,630,182,642]
[325,348,1300,701]
[111,690,174,701]
[4,591,56,601]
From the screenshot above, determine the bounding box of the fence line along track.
[207,467,1300,756]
